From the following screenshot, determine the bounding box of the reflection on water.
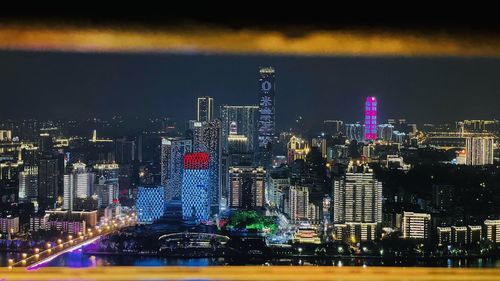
[1,240,499,268]
[25,251,500,268]
[41,248,226,267]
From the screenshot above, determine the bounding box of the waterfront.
[2,243,500,268]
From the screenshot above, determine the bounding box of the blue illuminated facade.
[181,153,211,222]
[137,186,164,224]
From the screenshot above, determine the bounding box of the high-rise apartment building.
[161,138,192,200]
[228,166,266,209]
[197,96,214,122]
[19,166,38,202]
[333,164,383,224]
[63,163,94,211]
[485,219,500,243]
[465,136,494,165]
[401,212,431,239]
[220,105,258,153]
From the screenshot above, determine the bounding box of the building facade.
[161,138,192,201]
[181,152,211,221]
[19,166,38,202]
[197,96,214,122]
[220,105,258,153]
[401,212,431,239]
[136,186,164,224]
[364,96,377,141]
[485,219,500,243]
[333,164,383,225]
[258,67,276,149]
[63,163,94,211]
[193,120,221,214]
[465,136,494,165]
[228,166,266,209]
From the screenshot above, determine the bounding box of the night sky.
[1,51,500,130]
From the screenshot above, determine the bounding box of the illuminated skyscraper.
[137,186,164,224]
[364,96,377,141]
[333,163,382,224]
[465,136,494,165]
[181,152,211,221]
[257,67,276,166]
[197,96,214,122]
[161,138,192,200]
[93,163,120,208]
[287,185,309,222]
[19,166,38,202]
[228,166,266,209]
[220,105,259,153]
[193,120,221,214]
[63,163,94,211]
[333,163,382,242]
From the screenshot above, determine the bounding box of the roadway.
[7,215,136,269]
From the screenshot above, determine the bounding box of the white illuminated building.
[287,185,309,222]
[63,162,94,211]
[485,219,500,243]
[465,136,494,165]
[333,163,382,242]
[19,166,38,202]
[401,212,431,239]
[333,163,382,224]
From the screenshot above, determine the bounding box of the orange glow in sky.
[0,24,499,56]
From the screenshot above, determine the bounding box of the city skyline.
[1,52,500,130]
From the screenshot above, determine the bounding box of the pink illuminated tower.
[364,96,377,140]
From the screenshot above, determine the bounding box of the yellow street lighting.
[21,253,27,258]
[34,248,39,253]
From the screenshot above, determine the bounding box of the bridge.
[158,232,229,251]
[7,215,137,269]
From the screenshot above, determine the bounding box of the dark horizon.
[1,50,500,130]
